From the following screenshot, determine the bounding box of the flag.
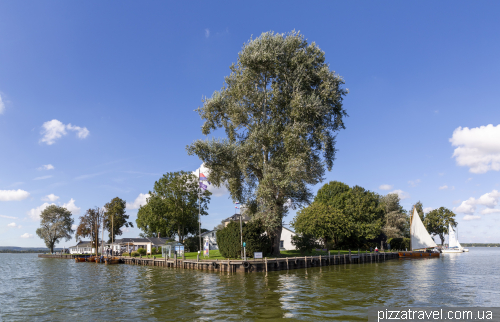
[199,173,211,185]
[234,202,239,204]
[199,182,207,190]
[235,206,239,209]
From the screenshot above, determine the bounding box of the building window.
[280,240,284,248]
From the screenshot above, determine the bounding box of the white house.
[69,241,98,254]
[279,227,297,251]
[114,237,171,254]
[201,230,218,250]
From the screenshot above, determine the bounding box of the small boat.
[398,207,440,258]
[442,223,465,253]
[75,257,86,262]
[86,256,97,262]
[105,257,121,265]
[95,256,106,263]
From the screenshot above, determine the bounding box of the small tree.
[36,205,74,253]
[424,207,457,245]
[75,207,105,254]
[291,234,318,255]
[380,193,407,239]
[216,221,272,258]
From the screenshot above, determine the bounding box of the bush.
[387,237,410,250]
[137,248,147,256]
[131,251,140,257]
[291,234,318,255]
[216,220,272,258]
[184,236,200,253]
[151,248,158,255]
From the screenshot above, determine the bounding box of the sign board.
[254,252,263,259]
[242,242,246,247]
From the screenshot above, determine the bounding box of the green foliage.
[137,248,147,256]
[291,234,318,255]
[217,220,272,258]
[187,31,348,255]
[380,193,407,239]
[151,248,158,255]
[292,181,384,250]
[131,251,140,257]
[243,220,272,257]
[217,222,242,258]
[75,207,105,252]
[424,207,457,245]
[104,197,133,243]
[184,236,201,253]
[387,238,410,250]
[36,205,75,253]
[136,171,211,243]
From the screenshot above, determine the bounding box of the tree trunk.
[271,226,283,256]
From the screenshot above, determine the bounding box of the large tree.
[424,207,457,245]
[136,171,211,243]
[103,197,133,243]
[36,205,74,253]
[75,207,105,254]
[380,193,407,239]
[187,31,348,255]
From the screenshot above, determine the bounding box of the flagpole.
[199,169,202,253]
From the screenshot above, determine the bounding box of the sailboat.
[442,223,466,253]
[399,208,440,258]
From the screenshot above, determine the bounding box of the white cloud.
[0,214,17,219]
[27,198,80,221]
[205,28,210,38]
[71,224,78,230]
[62,198,81,215]
[0,93,5,114]
[439,185,448,190]
[34,175,53,181]
[7,222,16,227]
[42,194,59,202]
[481,208,500,215]
[463,215,481,221]
[389,189,410,200]
[453,190,500,214]
[40,119,89,145]
[423,207,434,214]
[450,124,500,173]
[38,164,55,171]
[408,179,421,187]
[0,189,30,201]
[67,124,90,139]
[193,163,229,197]
[27,203,52,221]
[379,184,393,190]
[127,193,150,209]
[20,233,34,238]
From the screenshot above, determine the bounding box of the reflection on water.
[0,248,499,321]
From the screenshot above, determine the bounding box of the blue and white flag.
[199,182,207,191]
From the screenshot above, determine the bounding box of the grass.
[123,249,397,260]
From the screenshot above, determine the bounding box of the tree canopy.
[424,207,457,245]
[36,205,74,253]
[187,31,348,255]
[136,171,211,243]
[103,197,133,243]
[292,181,384,249]
[380,193,406,239]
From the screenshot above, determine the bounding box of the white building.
[279,227,297,251]
[69,241,98,254]
[201,230,218,250]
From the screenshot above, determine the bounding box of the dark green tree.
[136,171,211,243]
[104,197,133,243]
[380,193,407,239]
[187,31,348,255]
[36,205,74,253]
[424,207,457,245]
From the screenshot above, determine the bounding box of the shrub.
[217,220,272,258]
[131,251,140,257]
[151,248,158,255]
[387,237,410,250]
[291,234,318,255]
[137,248,147,256]
[184,236,200,253]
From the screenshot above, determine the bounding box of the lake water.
[1,248,499,321]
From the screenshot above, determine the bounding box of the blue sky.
[1,1,499,247]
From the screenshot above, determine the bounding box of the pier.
[39,251,400,272]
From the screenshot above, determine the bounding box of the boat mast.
[410,206,414,251]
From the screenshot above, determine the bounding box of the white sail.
[411,208,437,250]
[448,223,459,248]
